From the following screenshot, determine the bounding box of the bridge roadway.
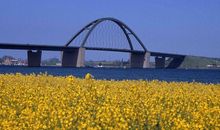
[0,43,185,58]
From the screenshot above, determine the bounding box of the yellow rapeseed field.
[0,73,219,129]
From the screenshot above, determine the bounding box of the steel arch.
[65,17,147,52]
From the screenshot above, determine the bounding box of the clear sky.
[0,0,220,60]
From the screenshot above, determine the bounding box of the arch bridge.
[0,17,185,68]
[62,17,185,68]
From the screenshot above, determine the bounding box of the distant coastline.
[0,55,219,69]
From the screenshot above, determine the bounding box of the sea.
[0,66,219,84]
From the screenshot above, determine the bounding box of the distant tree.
[42,58,60,66]
[2,55,14,61]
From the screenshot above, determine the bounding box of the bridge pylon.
[27,50,42,67]
[155,56,165,68]
[130,52,150,68]
[61,47,85,67]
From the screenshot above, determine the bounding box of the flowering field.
[0,73,219,129]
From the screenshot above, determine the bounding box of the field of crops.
[0,73,219,129]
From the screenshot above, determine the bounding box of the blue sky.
[0,0,220,60]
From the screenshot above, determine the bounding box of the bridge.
[0,17,185,68]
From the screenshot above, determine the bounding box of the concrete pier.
[155,56,165,68]
[130,52,150,68]
[62,47,85,67]
[166,56,185,69]
[27,50,42,67]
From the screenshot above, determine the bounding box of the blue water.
[0,66,219,84]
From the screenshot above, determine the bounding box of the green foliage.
[42,58,60,66]
[180,56,220,69]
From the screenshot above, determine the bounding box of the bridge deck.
[0,43,185,58]
[150,51,185,58]
[0,43,79,51]
[0,43,145,53]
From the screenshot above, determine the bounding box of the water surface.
[0,66,219,84]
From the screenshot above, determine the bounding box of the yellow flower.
[85,73,94,80]
[0,73,219,129]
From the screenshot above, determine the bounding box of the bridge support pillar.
[130,52,150,68]
[62,48,85,67]
[155,56,165,68]
[27,50,42,67]
[166,56,185,69]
